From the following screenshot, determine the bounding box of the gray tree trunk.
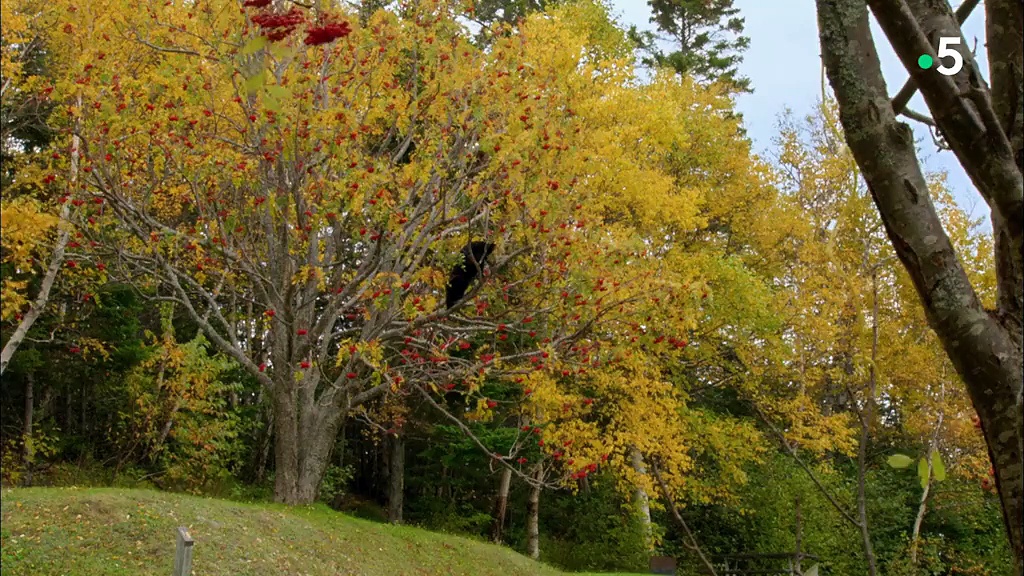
[794,495,803,573]
[629,447,654,550]
[816,0,1023,568]
[854,272,880,576]
[387,433,405,524]
[526,466,542,559]
[254,397,273,483]
[490,466,513,543]
[913,401,945,564]
[272,384,347,505]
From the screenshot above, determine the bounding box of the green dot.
[918,54,934,69]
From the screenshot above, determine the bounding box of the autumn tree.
[354,5,774,557]
[38,0,744,505]
[752,102,1002,574]
[816,0,1023,566]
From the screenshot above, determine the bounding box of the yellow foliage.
[0,198,59,319]
[17,0,774,507]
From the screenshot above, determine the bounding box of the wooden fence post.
[173,526,194,576]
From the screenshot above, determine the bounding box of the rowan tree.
[30,0,755,504]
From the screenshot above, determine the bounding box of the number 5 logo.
[936,37,964,76]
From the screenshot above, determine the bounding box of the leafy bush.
[319,464,355,505]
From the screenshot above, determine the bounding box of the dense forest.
[1,0,1020,574]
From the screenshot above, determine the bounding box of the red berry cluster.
[304,21,352,46]
[251,8,305,42]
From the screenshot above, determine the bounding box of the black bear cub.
[445,241,496,309]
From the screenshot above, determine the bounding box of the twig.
[752,403,862,528]
[900,107,936,126]
[649,459,718,576]
[412,382,557,489]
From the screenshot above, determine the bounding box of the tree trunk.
[387,433,405,524]
[816,1,1023,568]
[272,384,346,505]
[526,466,542,560]
[490,466,513,543]
[79,380,87,436]
[630,446,654,550]
[150,356,177,462]
[855,271,880,576]
[38,383,52,422]
[911,468,932,565]
[0,95,80,376]
[254,399,273,483]
[22,372,34,487]
[856,432,878,576]
[152,403,180,462]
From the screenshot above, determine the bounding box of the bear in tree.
[445,241,496,309]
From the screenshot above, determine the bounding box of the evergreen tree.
[630,0,751,92]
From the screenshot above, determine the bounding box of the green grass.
[0,487,644,576]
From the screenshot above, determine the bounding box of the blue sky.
[606,0,991,225]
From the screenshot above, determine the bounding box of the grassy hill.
[0,487,641,576]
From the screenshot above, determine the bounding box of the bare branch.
[649,459,718,576]
[752,403,861,528]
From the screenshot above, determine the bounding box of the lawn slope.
[0,487,633,576]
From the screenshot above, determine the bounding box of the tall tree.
[815,0,1023,568]
[41,0,737,505]
[631,0,751,92]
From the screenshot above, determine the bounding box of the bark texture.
[272,383,348,504]
[387,433,405,524]
[490,466,513,543]
[816,0,1024,568]
[629,447,654,550]
[526,466,542,560]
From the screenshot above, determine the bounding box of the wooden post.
[650,555,677,575]
[173,526,194,576]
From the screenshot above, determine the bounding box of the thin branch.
[412,382,556,489]
[649,459,718,576]
[132,37,206,59]
[900,107,936,126]
[752,403,862,528]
